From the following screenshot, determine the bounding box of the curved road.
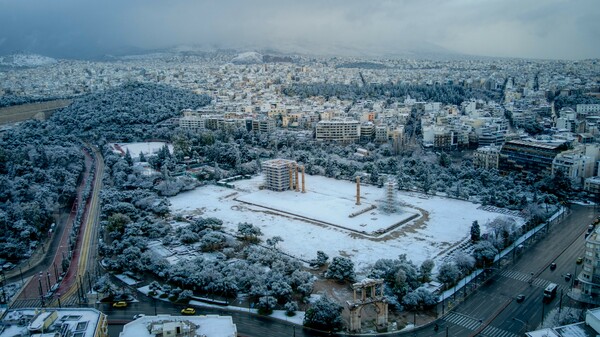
[8,146,96,308]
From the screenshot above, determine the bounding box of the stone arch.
[347,279,388,332]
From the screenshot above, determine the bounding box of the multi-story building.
[315,118,360,143]
[359,122,375,142]
[251,118,276,134]
[552,152,595,187]
[499,140,567,177]
[0,308,108,337]
[375,125,389,143]
[473,145,500,170]
[390,126,405,154]
[584,176,600,195]
[577,104,600,114]
[578,228,600,299]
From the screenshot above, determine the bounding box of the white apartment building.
[552,152,595,187]
[315,118,360,143]
[473,145,500,170]
[577,104,600,114]
[578,228,600,299]
[375,125,389,143]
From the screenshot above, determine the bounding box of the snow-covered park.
[169,174,524,276]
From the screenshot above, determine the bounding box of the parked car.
[113,301,128,308]
[181,307,196,315]
[577,257,583,264]
[133,314,145,319]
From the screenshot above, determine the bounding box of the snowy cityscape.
[1,1,600,337]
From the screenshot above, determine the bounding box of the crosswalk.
[443,312,482,330]
[10,298,43,308]
[480,325,519,337]
[444,312,518,337]
[500,270,534,283]
[500,270,567,292]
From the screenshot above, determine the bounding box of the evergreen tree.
[303,296,343,331]
[470,220,481,242]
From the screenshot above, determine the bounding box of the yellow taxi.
[181,307,196,315]
[112,301,128,308]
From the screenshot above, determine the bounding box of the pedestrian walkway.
[444,312,518,337]
[443,312,482,330]
[500,270,533,283]
[499,270,568,292]
[480,325,519,337]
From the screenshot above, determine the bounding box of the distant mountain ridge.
[0,53,57,67]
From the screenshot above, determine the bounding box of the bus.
[543,283,558,302]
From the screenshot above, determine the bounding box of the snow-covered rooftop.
[119,314,236,337]
[0,308,105,337]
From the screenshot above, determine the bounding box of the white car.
[133,314,146,320]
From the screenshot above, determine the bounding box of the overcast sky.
[1,0,598,60]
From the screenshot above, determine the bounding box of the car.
[112,301,128,308]
[516,294,525,303]
[550,262,557,271]
[565,273,572,281]
[181,307,196,315]
[133,314,145,319]
[577,257,583,264]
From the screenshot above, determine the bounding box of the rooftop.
[0,308,106,337]
[119,314,237,337]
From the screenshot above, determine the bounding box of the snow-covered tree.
[237,222,262,243]
[309,250,329,268]
[437,262,460,287]
[419,259,435,282]
[325,256,355,282]
[303,296,343,331]
[284,301,298,316]
[472,240,498,267]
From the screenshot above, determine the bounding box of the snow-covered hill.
[230,51,263,64]
[0,53,57,67]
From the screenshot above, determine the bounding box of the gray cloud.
[0,0,598,59]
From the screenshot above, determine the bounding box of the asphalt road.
[412,204,596,337]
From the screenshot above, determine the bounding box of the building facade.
[579,228,600,299]
[473,145,500,170]
[315,118,360,143]
[498,140,567,177]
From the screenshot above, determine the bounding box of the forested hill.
[49,82,212,141]
[0,82,211,262]
[282,82,501,105]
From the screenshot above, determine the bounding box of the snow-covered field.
[169,175,524,276]
[109,142,172,160]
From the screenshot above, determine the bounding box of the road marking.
[500,270,532,282]
[443,312,482,330]
[481,324,519,337]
